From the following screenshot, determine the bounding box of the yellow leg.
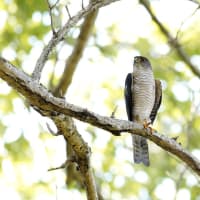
[143,119,151,128]
[143,119,154,134]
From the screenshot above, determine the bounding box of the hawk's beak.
[134,56,141,64]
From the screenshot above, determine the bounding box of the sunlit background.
[0,0,200,199]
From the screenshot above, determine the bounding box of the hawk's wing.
[150,80,162,124]
[125,75,162,122]
[124,73,133,121]
[124,73,150,166]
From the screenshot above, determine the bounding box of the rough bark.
[31,0,120,82]
[1,57,200,177]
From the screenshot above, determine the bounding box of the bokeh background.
[0,0,200,199]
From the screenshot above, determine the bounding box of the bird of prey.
[124,56,162,166]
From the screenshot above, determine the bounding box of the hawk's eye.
[140,57,146,62]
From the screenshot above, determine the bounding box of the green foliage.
[0,0,200,199]
[0,0,49,65]
[5,134,32,161]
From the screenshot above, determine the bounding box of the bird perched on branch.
[124,56,162,166]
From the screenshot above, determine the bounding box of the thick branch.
[51,8,99,198]
[36,102,98,199]
[51,114,98,200]
[54,9,98,96]
[31,0,120,82]
[0,57,200,177]
[140,0,200,78]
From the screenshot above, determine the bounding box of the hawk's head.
[133,56,152,71]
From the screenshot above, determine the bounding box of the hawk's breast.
[132,69,155,122]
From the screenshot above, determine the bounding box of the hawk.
[124,56,162,166]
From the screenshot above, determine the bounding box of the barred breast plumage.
[124,56,161,166]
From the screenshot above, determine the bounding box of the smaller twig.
[171,136,179,141]
[175,5,200,41]
[49,0,60,8]
[46,0,60,35]
[111,106,118,118]
[65,5,72,19]
[171,136,181,145]
[174,167,188,199]
[140,0,200,78]
[46,122,62,136]
[82,0,85,9]
[31,0,120,82]
[48,156,77,171]
[48,162,66,171]
[188,0,200,6]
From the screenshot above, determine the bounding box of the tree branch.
[140,0,200,78]
[51,114,98,200]
[187,0,200,6]
[51,6,99,197]
[45,1,100,196]
[31,0,120,82]
[46,0,60,35]
[1,57,200,177]
[53,9,98,96]
[35,101,98,199]
[1,56,99,199]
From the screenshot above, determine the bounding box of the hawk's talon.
[143,119,154,134]
[148,126,155,134]
[143,119,151,128]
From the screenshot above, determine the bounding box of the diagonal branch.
[187,0,200,6]
[1,57,200,177]
[31,0,120,82]
[51,114,98,200]
[46,0,60,35]
[140,0,200,78]
[34,97,98,199]
[50,4,99,196]
[53,9,98,96]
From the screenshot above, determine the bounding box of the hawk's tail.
[132,135,150,166]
